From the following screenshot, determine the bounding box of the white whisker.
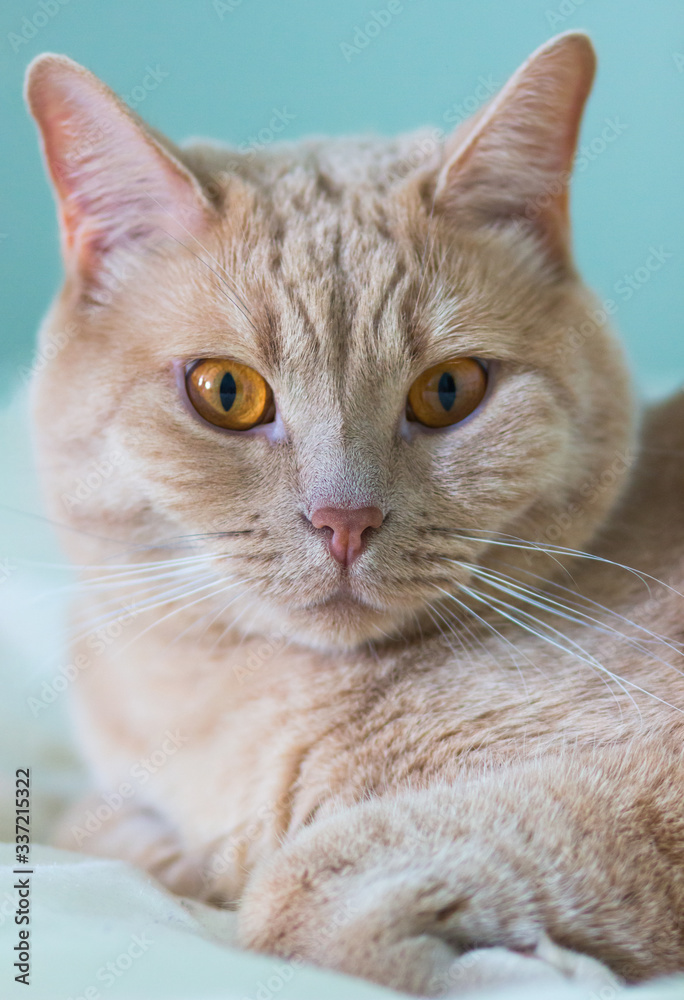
[460,562,684,679]
[460,582,683,716]
[45,561,216,603]
[498,558,684,653]
[450,528,684,601]
[66,572,224,646]
[111,578,253,659]
[423,602,470,663]
[435,585,534,698]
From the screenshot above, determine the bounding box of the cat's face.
[27,35,635,650]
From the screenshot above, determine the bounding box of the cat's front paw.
[434,938,619,998]
[237,800,620,996]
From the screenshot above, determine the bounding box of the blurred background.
[0,0,683,809]
[2,0,684,402]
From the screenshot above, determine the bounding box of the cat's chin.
[278,594,413,652]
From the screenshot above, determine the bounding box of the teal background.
[1,0,683,402]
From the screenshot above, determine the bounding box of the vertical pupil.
[437,371,457,411]
[219,371,237,411]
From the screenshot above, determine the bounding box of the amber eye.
[407,358,487,428]
[186,359,275,431]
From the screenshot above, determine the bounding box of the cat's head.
[26,33,634,650]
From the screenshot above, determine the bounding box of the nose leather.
[310,506,384,567]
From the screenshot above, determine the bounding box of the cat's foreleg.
[238,739,684,995]
[53,795,209,899]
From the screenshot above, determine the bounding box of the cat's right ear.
[25,54,213,291]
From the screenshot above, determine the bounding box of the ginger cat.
[26,33,684,996]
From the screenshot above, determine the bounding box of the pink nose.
[310,506,384,567]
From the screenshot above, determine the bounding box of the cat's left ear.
[26,53,213,289]
[434,32,596,268]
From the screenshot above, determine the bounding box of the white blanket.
[1,391,682,999]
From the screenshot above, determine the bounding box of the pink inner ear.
[28,58,210,281]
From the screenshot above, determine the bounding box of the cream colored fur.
[26,33,684,996]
